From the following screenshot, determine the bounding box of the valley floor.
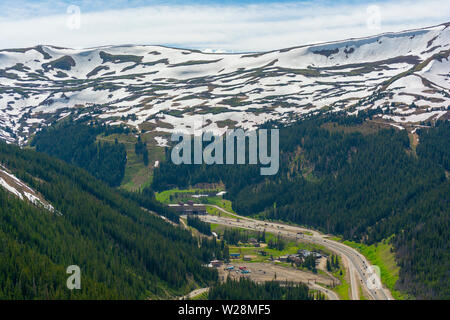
[195,204,394,300]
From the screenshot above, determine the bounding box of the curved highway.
[199,205,393,300]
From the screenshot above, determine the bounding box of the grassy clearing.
[154,188,234,216]
[332,267,350,300]
[155,188,218,204]
[325,236,342,242]
[190,291,209,300]
[206,206,236,219]
[408,132,419,157]
[97,132,165,191]
[122,144,165,191]
[204,197,235,213]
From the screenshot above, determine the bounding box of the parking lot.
[218,262,334,286]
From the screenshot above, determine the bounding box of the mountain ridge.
[3,22,449,55]
[0,22,449,145]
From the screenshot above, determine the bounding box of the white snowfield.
[0,164,57,214]
[0,23,449,144]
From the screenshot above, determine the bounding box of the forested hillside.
[0,142,224,299]
[31,119,128,187]
[153,115,449,299]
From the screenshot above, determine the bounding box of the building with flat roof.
[210,260,222,267]
[168,201,206,215]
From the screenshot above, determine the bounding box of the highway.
[198,205,394,300]
[309,283,340,301]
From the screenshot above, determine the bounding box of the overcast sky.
[0,0,449,52]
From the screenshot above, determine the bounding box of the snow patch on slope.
[0,165,57,214]
[0,24,449,144]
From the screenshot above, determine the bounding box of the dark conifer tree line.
[208,277,319,300]
[267,235,286,251]
[31,119,127,187]
[135,135,149,166]
[221,228,265,245]
[187,216,212,235]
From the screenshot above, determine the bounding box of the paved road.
[180,287,210,300]
[309,283,340,301]
[198,205,393,300]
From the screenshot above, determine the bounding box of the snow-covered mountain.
[0,23,449,145]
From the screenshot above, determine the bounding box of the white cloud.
[0,1,449,52]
